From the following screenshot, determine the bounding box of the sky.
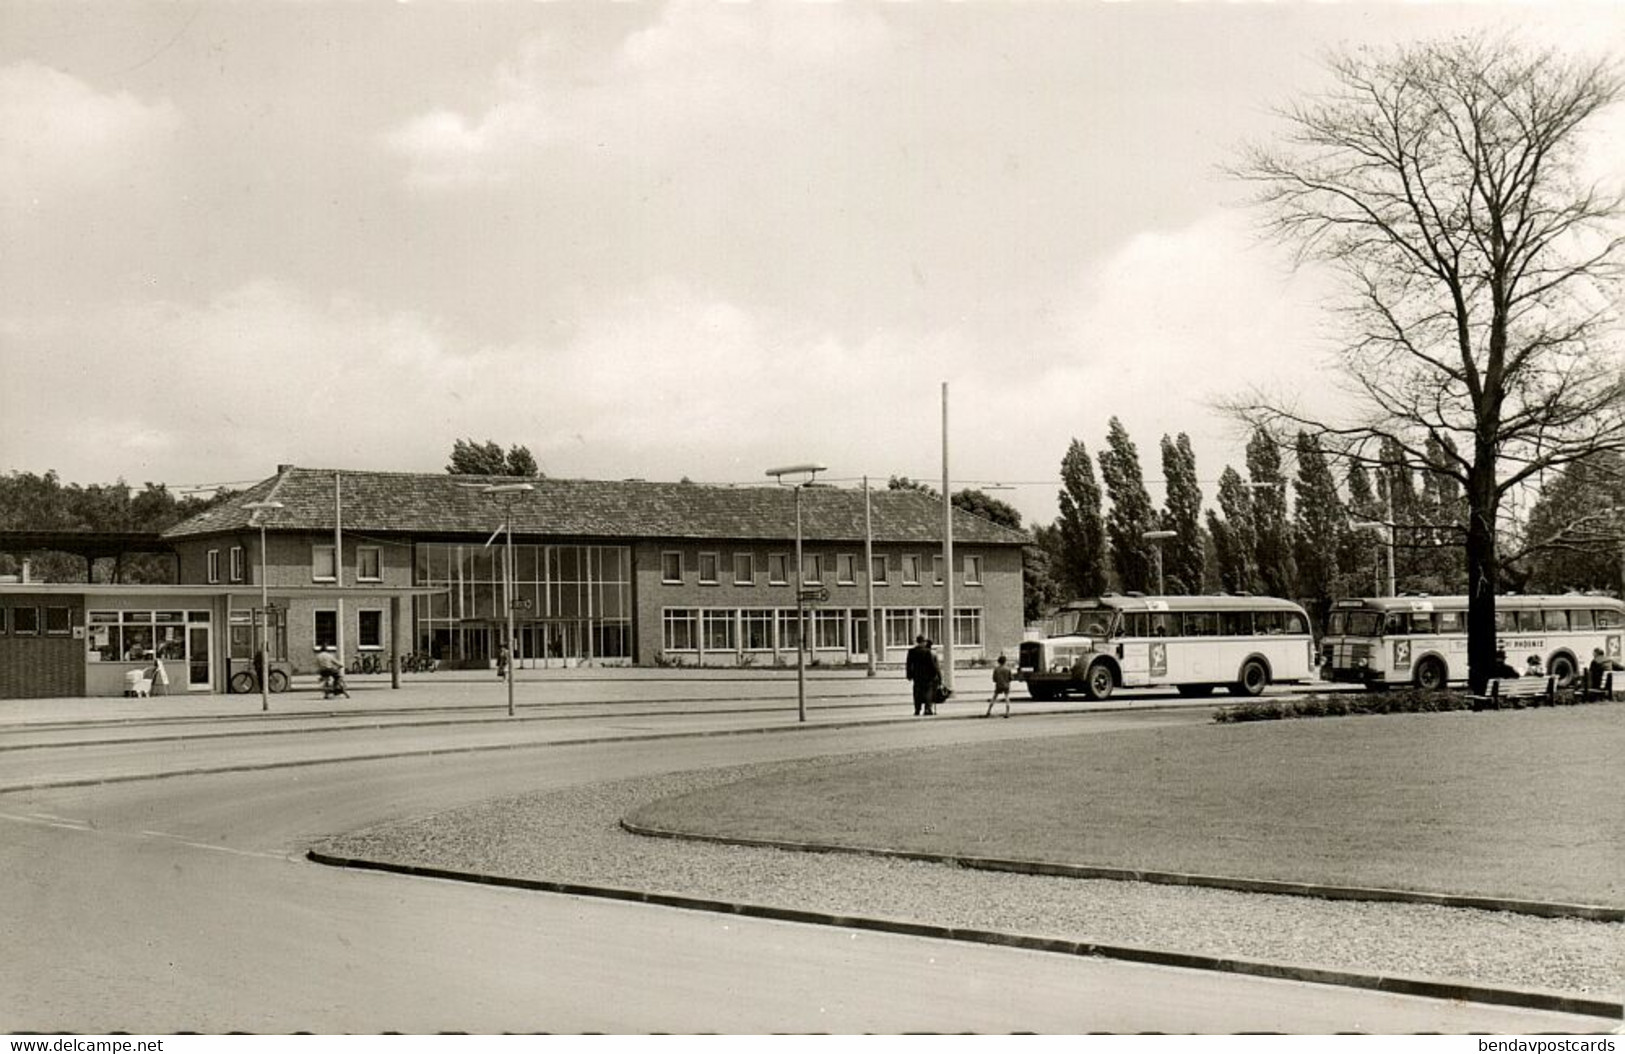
[3,1,1624,528]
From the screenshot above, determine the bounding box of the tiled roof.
[164,467,1031,547]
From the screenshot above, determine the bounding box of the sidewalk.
[0,670,1359,730]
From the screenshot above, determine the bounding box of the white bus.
[1322,594,1625,689]
[1016,595,1316,702]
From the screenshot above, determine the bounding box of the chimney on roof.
[276,464,294,474]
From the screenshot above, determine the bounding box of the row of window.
[0,605,72,636]
[662,552,983,588]
[662,606,986,654]
[86,610,211,662]
[207,545,386,585]
[1332,606,1625,637]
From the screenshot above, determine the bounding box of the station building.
[0,465,1028,697]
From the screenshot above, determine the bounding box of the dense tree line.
[0,471,235,583]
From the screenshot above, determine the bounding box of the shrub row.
[1213,687,1611,723]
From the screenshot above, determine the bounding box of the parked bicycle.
[347,653,384,676]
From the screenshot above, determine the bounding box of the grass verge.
[624,707,1624,907]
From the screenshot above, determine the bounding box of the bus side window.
[1284,612,1307,635]
[1121,612,1147,638]
[1150,614,1173,637]
[1438,611,1462,633]
[1516,610,1544,633]
[1493,611,1513,632]
[1183,612,1217,637]
[1410,613,1435,634]
[1544,609,1570,632]
[1220,611,1250,636]
[1597,609,1620,630]
[1385,613,1407,635]
[1570,609,1595,631]
[1256,611,1284,635]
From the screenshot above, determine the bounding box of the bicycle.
[229,668,289,694]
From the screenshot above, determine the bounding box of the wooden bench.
[1472,675,1555,710]
[1581,670,1616,701]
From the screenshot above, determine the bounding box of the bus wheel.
[228,671,256,694]
[1083,663,1114,701]
[1229,659,1270,697]
[1414,657,1447,691]
[1548,654,1576,687]
[268,670,290,693]
[1176,684,1214,698]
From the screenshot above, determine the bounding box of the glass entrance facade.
[413,543,634,666]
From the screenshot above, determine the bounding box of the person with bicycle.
[317,646,350,699]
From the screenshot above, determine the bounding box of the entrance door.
[187,625,211,691]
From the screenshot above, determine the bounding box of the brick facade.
[0,595,85,699]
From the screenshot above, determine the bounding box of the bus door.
[1116,612,1153,686]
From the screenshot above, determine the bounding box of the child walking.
[985,654,1013,718]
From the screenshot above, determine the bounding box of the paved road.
[0,678,1606,1033]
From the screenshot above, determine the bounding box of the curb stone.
[304,849,1624,1022]
[619,821,1625,924]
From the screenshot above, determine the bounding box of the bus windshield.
[1047,608,1117,638]
[1330,610,1383,636]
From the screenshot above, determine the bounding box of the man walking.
[906,635,939,716]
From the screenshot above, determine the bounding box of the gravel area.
[314,755,1625,1000]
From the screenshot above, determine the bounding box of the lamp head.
[765,463,827,483]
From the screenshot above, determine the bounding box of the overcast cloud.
[2,2,1622,525]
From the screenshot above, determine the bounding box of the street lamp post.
[1352,521,1397,597]
[243,500,284,712]
[767,463,826,723]
[1142,529,1177,595]
[468,483,534,717]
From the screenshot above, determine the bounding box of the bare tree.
[1230,35,1625,690]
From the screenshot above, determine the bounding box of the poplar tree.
[1246,428,1295,597]
[1292,432,1347,616]
[1098,418,1157,593]
[1055,439,1108,598]
[1160,433,1205,595]
[1210,465,1260,594]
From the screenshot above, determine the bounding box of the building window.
[703,609,736,651]
[207,549,220,584]
[663,608,698,651]
[733,553,754,586]
[13,607,39,635]
[964,554,982,585]
[920,610,944,645]
[314,610,338,650]
[312,545,337,582]
[357,546,382,582]
[814,610,846,650]
[884,609,915,648]
[837,554,856,585]
[699,552,720,585]
[661,552,682,584]
[230,546,245,583]
[802,553,823,584]
[45,607,71,636]
[933,555,945,584]
[902,555,921,585]
[954,607,984,647]
[776,609,802,650]
[768,554,789,585]
[742,610,774,651]
[358,610,383,650]
[870,555,887,585]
